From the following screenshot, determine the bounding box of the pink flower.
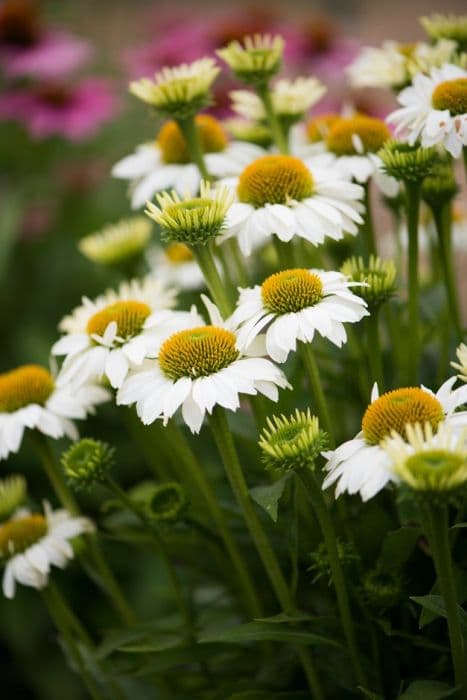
[0,78,118,141]
[0,30,92,79]
[0,0,91,78]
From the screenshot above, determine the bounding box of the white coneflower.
[145,181,234,245]
[112,115,263,209]
[388,63,467,158]
[219,153,364,255]
[324,115,398,196]
[322,379,467,502]
[217,34,284,84]
[0,502,93,599]
[347,39,458,90]
[129,57,219,116]
[78,216,152,267]
[0,364,108,461]
[52,276,201,389]
[231,268,369,363]
[382,422,467,493]
[230,77,326,122]
[117,297,290,434]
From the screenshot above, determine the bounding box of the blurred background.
[1,1,465,697]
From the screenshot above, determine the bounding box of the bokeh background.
[1,1,465,697]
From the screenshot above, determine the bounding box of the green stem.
[362,182,376,257]
[273,237,296,269]
[226,237,249,287]
[366,312,384,391]
[163,421,262,618]
[404,181,421,385]
[31,432,79,514]
[300,343,334,448]
[297,468,367,688]
[31,433,136,627]
[432,203,462,341]
[85,536,136,627]
[105,476,194,634]
[42,585,105,700]
[193,241,233,318]
[176,114,210,179]
[209,406,324,700]
[215,244,238,307]
[424,505,467,697]
[257,83,289,154]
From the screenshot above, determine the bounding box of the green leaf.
[250,474,291,522]
[411,595,467,637]
[398,680,456,699]
[228,693,310,700]
[199,620,340,646]
[253,611,318,624]
[451,523,467,529]
[379,526,422,570]
[134,643,225,675]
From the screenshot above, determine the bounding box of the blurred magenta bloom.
[0,78,118,141]
[0,29,92,79]
[0,0,91,78]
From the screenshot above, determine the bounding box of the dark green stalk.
[431,202,462,341]
[424,505,467,697]
[404,181,421,384]
[209,406,324,700]
[298,468,367,688]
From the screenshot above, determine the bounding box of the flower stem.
[176,114,210,180]
[424,504,467,697]
[257,83,289,154]
[41,584,105,700]
[193,241,233,318]
[300,343,334,448]
[163,420,263,619]
[404,181,421,385]
[273,236,296,269]
[226,237,250,287]
[209,406,324,700]
[431,202,462,341]
[362,182,376,257]
[366,312,384,391]
[31,431,79,514]
[105,476,194,634]
[297,467,367,689]
[31,432,136,627]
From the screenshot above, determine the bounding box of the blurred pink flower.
[124,15,212,79]
[0,78,118,141]
[0,0,91,78]
[0,30,92,79]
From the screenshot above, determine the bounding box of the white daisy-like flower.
[52,276,202,390]
[112,115,264,209]
[347,39,458,89]
[324,115,399,197]
[129,57,220,113]
[78,216,152,267]
[230,77,326,122]
[322,378,467,502]
[382,421,467,493]
[117,297,290,434]
[147,243,205,291]
[231,268,369,363]
[387,63,467,158]
[219,153,364,256]
[0,364,109,461]
[217,34,284,83]
[452,342,467,383]
[0,502,93,599]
